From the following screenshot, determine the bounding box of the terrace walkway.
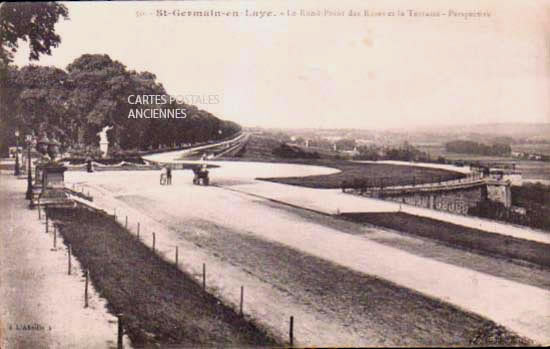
[65,168,550,345]
[228,180,550,245]
[0,175,122,349]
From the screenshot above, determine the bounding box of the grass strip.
[48,207,279,347]
[341,212,550,268]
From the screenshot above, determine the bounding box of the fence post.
[240,286,244,316]
[152,232,156,252]
[68,244,72,275]
[84,269,89,308]
[117,314,123,349]
[289,316,294,347]
[202,263,206,290]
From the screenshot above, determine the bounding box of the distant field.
[512,144,550,156]
[260,161,464,189]
[416,145,550,181]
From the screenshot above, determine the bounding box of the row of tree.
[1,54,241,156]
[445,140,511,156]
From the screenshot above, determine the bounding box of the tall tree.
[0,2,69,66]
[0,2,69,154]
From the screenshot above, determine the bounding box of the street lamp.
[14,130,20,176]
[25,134,35,200]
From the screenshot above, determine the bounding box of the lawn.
[259,161,465,189]
[341,212,550,268]
[48,207,279,347]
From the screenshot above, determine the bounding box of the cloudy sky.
[13,0,550,129]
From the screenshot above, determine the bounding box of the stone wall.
[383,186,485,215]
[486,182,512,208]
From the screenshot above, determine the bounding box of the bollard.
[175,246,179,266]
[53,226,57,249]
[45,210,49,233]
[68,244,72,275]
[240,286,244,316]
[152,232,156,252]
[289,316,294,346]
[202,263,206,290]
[84,269,89,308]
[125,216,128,229]
[117,314,123,349]
[38,205,41,220]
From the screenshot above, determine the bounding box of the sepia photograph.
[0,0,549,347]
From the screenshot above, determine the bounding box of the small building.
[489,168,522,186]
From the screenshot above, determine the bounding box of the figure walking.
[166,165,172,185]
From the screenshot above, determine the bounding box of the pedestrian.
[166,165,172,185]
[160,165,167,185]
[86,157,94,173]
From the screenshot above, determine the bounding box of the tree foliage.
[1,54,241,155]
[0,2,69,152]
[0,2,69,65]
[445,140,511,156]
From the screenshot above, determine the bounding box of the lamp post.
[14,130,20,176]
[25,134,35,200]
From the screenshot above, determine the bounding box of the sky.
[12,0,550,130]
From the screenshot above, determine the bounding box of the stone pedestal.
[100,141,109,158]
[32,164,70,208]
[42,165,67,189]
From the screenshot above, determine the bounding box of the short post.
[53,225,57,249]
[117,314,123,349]
[152,232,156,252]
[38,205,41,220]
[289,315,294,346]
[137,222,140,237]
[240,286,244,316]
[125,216,128,229]
[45,209,49,233]
[175,246,179,266]
[202,263,206,290]
[68,244,72,275]
[84,269,89,308]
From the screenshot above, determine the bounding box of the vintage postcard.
[1,0,548,348]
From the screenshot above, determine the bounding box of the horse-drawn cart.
[192,166,210,186]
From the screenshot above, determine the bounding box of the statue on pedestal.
[97,126,113,158]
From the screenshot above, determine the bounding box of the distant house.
[341,147,360,157]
